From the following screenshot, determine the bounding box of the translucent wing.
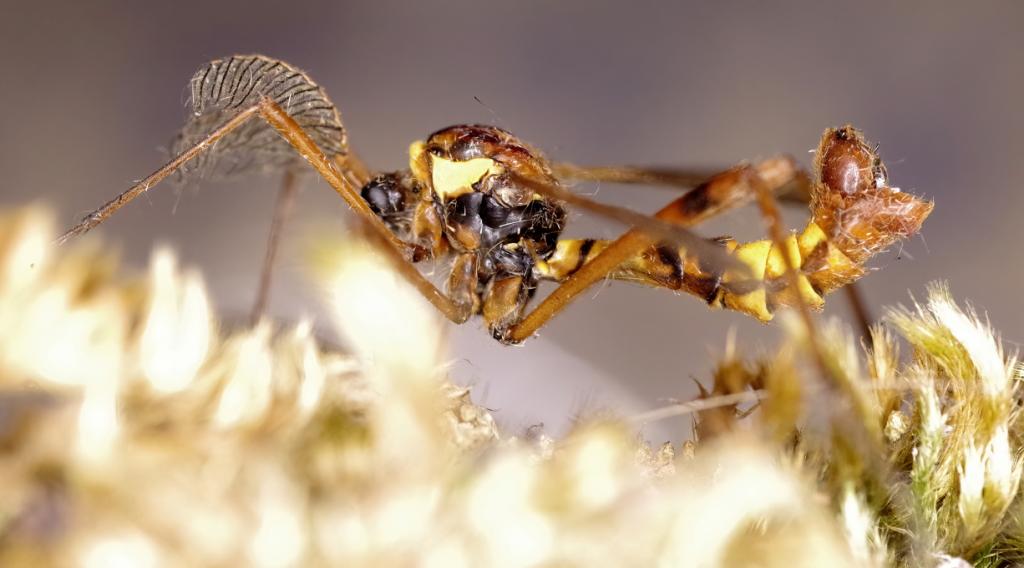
[512,173,752,277]
[553,162,813,205]
[552,163,718,188]
[171,54,347,179]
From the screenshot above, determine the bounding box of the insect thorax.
[363,125,567,282]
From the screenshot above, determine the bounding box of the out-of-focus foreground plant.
[0,206,1019,567]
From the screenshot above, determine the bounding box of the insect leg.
[505,158,803,343]
[59,98,474,324]
[57,103,264,245]
[556,160,873,337]
[844,284,874,344]
[253,98,477,321]
[751,172,818,331]
[250,169,301,325]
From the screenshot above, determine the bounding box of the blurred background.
[1,0,1021,440]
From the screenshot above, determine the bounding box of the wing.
[511,172,752,277]
[553,162,813,205]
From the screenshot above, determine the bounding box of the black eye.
[360,175,405,215]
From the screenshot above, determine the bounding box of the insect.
[58,55,933,344]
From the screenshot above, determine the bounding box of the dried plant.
[0,205,1020,567]
[687,285,1024,566]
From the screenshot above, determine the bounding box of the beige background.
[1,1,1021,440]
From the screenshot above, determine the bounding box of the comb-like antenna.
[172,55,347,179]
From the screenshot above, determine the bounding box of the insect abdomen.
[536,221,864,321]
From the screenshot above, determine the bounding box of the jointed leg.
[57,104,264,245]
[752,171,891,480]
[844,284,874,344]
[335,150,374,191]
[750,172,823,344]
[59,97,474,324]
[554,160,872,339]
[250,169,301,325]
[505,157,804,343]
[250,149,377,325]
[234,99,478,322]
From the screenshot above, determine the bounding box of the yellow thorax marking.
[431,155,497,199]
[407,141,500,201]
[408,141,430,185]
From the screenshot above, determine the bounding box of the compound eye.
[360,175,406,215]
[818,126,878,195]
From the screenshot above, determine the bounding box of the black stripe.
[254,61,285,98]
[655,244,683,286]
[195,63,214,111]
[570,238,596,275]
[226,56,258,107]
[275,83,319,109]
[292,104,340,116]
[256,67,289,101]
[810,281,824,297]
[266,71,302,98]
[228,58,275,110]
[212,56,235,102]
[279,84,321,107]
[199,62,219,111]
[703,275,722,304]
[679,182,712,216]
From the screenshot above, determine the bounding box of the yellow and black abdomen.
[535,221,864,321]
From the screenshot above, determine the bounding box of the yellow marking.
[722,240,772,321]
[765,234,800,278]
[797,221,860,293]
[765,234,825,310]
[732,241,770,279]
[797,221,828,258]
[536,240,582,280]
[800,277,825,308]
[408,141,430,185]
[797,222,850,270]
[537,239,616,281]
[430,154,498,200]
[535,260,552,278]
[539,228,843,321]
